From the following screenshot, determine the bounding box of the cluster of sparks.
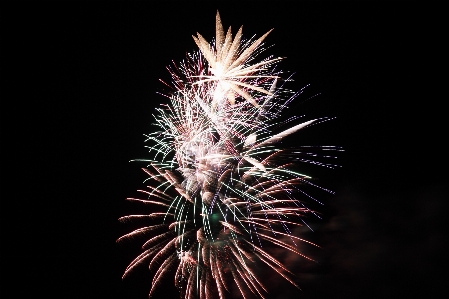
[118,12,341,299]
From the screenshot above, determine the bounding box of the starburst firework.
[119,12,341,299]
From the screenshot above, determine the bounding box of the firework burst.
[119,12,341,299]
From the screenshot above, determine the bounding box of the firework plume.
[119,12,340,299]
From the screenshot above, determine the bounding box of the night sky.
[2,2,447,299]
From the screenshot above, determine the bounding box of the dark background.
[2,1,447,299]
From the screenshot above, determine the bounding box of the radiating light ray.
[119,11,341,299]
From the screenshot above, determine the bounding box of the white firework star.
[119,11,341,299]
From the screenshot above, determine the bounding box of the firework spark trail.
[119,12,342,299]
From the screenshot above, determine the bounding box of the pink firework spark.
[118,12,341,299]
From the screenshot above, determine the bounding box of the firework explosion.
[119,12,341,299]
